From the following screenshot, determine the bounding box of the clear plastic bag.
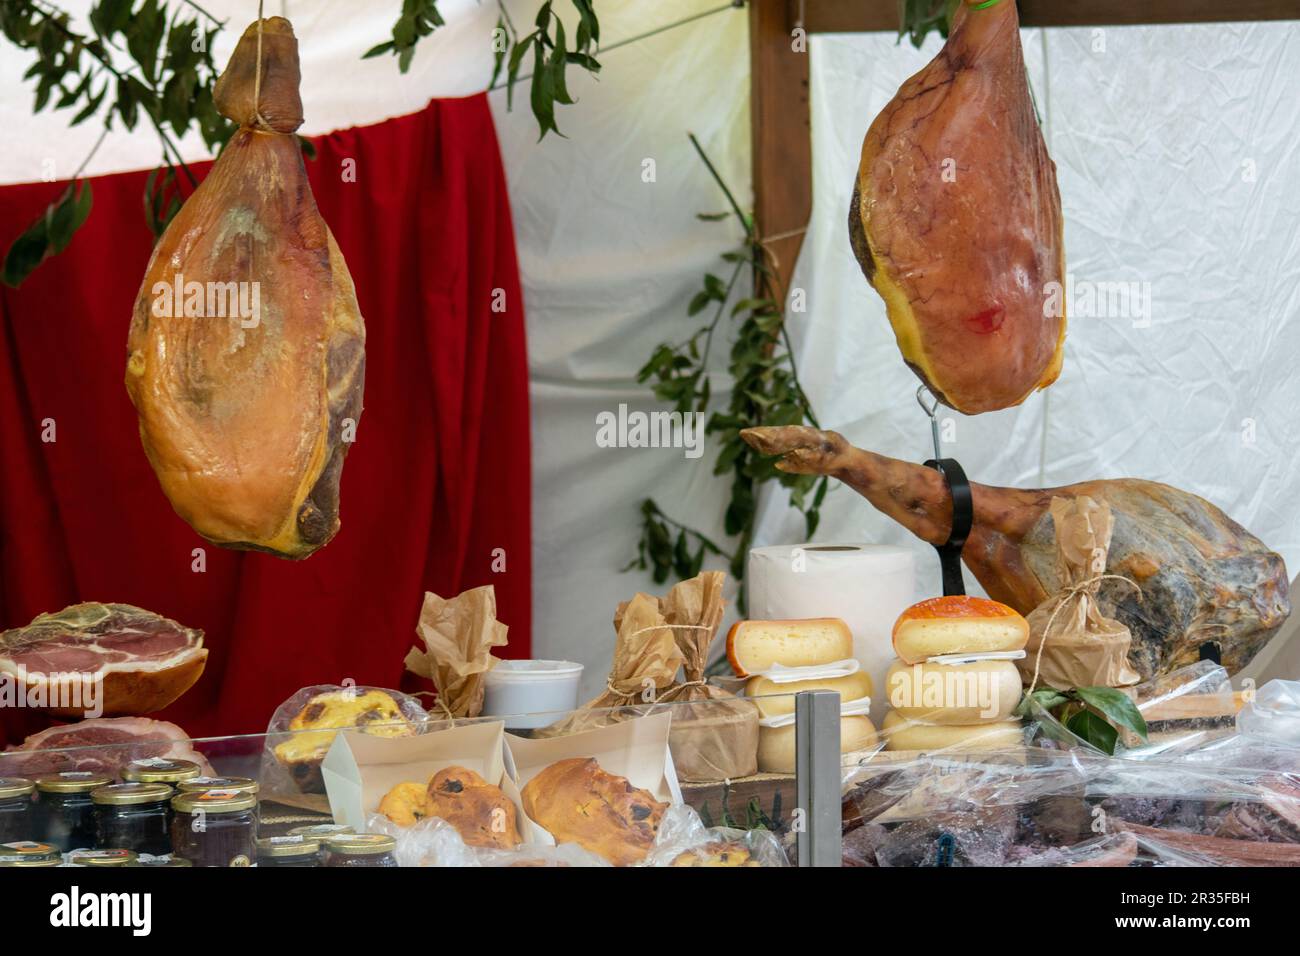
[364,812,611,867]
[839,739,1300,866]
[257,684,429,799]
[641,803,788,867]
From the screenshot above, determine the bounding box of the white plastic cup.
[482,659,584,729]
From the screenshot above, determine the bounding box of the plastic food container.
[482,660,584,729]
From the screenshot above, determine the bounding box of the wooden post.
[749,0,813,303]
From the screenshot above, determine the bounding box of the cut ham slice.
[0,603,207,717]
[0,717,213,778]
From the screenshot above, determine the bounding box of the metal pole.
[795,689,842,867]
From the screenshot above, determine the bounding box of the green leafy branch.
[4,0,602,287]
[625,134,828,614]
[1,0,231,286]
[1017,686,1149,755]
[367,0,601,140]
[897,0,961,48]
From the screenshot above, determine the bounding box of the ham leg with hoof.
[741,425,1290,679]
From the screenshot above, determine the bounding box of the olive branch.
[2,0,602,287]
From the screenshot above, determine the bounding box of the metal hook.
[916,385,942,462]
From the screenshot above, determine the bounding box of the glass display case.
[0,691,846,868]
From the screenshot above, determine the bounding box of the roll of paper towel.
[748,544,914,722]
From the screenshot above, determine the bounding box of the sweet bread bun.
[377,781,431,827]
[891,596,1028,664]
[521,757,668,866]
[727,618,854,677]
[746,670,873,718]
[757,715,878,774]
[378,766,521,849]
[670,841,761,867]
[426,765,521,850]
[881,710,1023,752]
[273,689,418,792]
[884,659,1022,723]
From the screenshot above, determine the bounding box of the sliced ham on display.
[0,603,207,717]
[0,717,213,778]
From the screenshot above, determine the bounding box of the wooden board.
[803,0,1300,33]
[682,771,798,830]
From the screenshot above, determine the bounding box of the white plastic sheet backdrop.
[3,6,1298,692]
[489,0,751,699]
[747,24,1300,687]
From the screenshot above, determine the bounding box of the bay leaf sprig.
[625,134,828,614]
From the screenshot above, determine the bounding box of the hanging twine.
[1025,573,1141,696]
[755,225,808,281]
[603,623,714,701]
[251,0,270,131]
[411,690,460,725]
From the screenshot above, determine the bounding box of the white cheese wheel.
[881,711,1024,752]
[745,670,874,718]
[757,715,878,774]
[727,618,854,677]
[884,659,1021,724]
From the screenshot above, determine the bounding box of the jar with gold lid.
[0,855,60,867]
[34,772,112,850]
[127,855,192,867]
[0,778,36,844]
[170,790,257,867]
[92,783,173,855]
[255,834,320,868]
[175,775,258,796]
[288,822,353,839]
[0,840,61,866]
[321,833,398,867]
[121,758,202,788]
[68,848,137,867]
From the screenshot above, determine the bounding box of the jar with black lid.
[34,772,112,851]
[0,778,36,843]
[255,834,320,867]
[0,840,61,866]
[175,775,258,796]
[122,758,202,789]
[322,833,398,867]
[68,848,137,867]
[170,790,257,867]
[92,783,173,855]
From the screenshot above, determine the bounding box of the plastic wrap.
[257,684,429,800]
[361,803,786,867]
[641,803,788,867]
[1017,662,1238,758]
[841,735,1300,866]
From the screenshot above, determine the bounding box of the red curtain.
[0,93,531,744]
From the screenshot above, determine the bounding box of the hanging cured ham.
[125,17,365,559]
[848,0,1065,414]
[740,425,1291,679]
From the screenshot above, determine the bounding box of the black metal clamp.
[917,387,974,597]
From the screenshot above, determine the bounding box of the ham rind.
[0,717,213,778]
[0,603,207,717]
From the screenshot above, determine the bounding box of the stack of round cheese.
[727,618,877,773]
[881,596,1027,752]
